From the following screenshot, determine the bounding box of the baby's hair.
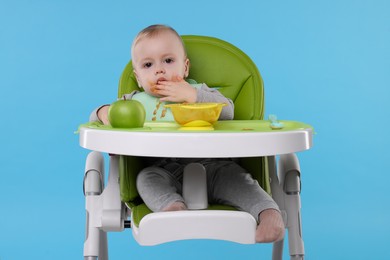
[131,24,187,60]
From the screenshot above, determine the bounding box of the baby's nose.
[155,66,165,75]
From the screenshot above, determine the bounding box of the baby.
[93,24,284,243]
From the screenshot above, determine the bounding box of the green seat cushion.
[119,155,144,207]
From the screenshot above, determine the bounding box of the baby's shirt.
[89,81,234,123]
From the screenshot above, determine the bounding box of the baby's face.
[132,31,189,96]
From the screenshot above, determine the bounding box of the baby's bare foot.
[162,201,187,211]
[255,209,285,243]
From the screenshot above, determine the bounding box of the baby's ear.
[133,70,143,88]
[184,58,190,78]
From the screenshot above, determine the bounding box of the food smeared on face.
[151,84,158,94]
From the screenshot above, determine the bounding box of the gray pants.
[136,159,279,222]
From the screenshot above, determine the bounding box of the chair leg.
[285,188,304,259]
[83,228,109,260]
[99,230,108,260]
[290,256,304,260]
[269,154,305,260]
[83,151,105,260]
[84,224,100,260]
[272,238,284,260]
[279,154,305,259]
[83,152,126,259]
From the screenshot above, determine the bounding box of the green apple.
[108,99,146,128]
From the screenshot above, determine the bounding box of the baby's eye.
[164,58,174,64]
[143,62,152,68]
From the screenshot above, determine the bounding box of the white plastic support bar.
[183,163,208,209]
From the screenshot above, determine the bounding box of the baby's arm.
[89,105,109,124]
[197,84,234,120]
[97,105,110,125]
[89,91,139,125]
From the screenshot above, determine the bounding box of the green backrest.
[118,35,270,206]
[118,35,264,120]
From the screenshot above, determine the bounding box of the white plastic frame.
[81,122,313,259]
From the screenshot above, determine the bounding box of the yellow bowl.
[164,103,226,126]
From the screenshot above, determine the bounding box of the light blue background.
[1,0,389,259]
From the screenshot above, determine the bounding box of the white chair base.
[83,152,306,259]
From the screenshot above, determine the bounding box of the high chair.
[80,35,313,260]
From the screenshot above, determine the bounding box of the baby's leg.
[136,166,186,212]
[256,209,285,243]
[206,161,284,243]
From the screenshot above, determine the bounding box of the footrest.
[131,210,257,245]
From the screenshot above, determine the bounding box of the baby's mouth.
[157,77,166,83]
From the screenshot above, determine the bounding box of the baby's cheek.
[171,75,183,82]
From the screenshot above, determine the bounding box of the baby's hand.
[97,105,110,125]
[154,76,197,103]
